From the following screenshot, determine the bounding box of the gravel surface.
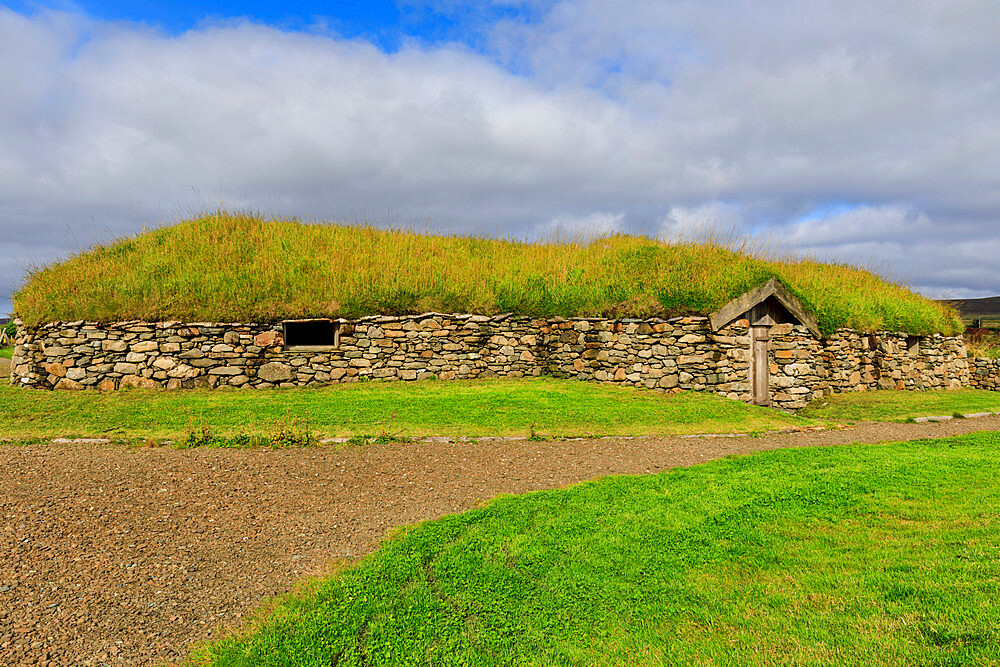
[2,415,999,665]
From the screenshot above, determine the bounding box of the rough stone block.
[253,331,282,348]
[120,375,161,389]
[45,362,67,377]
[658,374,679,388]
[258,362,295,382]
[54,378,84,390]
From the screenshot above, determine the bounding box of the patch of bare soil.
[2,416,999,665]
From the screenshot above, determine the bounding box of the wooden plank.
[709,277,822,338]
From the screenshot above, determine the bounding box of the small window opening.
[907,335,920,357]
[283,319,339,350]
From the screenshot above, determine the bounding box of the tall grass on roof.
[13,212,961,335]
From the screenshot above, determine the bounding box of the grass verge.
[189,431,1000,665]
[801,389,1000,422]
[0,377,813,442]
[15,212,961,335]
[0,348,11,359]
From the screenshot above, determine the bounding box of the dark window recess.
[283,319,339,349]
[907,335,920,357]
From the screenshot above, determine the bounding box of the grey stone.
[258,362,294,382]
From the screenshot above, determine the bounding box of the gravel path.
[2,416,999,665]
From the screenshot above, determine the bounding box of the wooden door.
[751,324,770,405]
[749,302,776,406]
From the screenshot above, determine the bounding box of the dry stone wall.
[8,314,979,409]
[766,327,970,408]
[969,357,1000,391]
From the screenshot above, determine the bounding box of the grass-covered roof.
[14,212,961,335]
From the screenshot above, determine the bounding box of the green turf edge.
[801,388,1000,423]
[0,378,816,443]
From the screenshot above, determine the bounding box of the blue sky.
[5,0,539,51]
[0,0,998,317]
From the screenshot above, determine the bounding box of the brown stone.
[658,374,679,388]
[45,362,67,377]
[120,375,161,390]
[54,378,84,391]
[613,368,627,381]
[253,331,282,348]
[677,355,705,365]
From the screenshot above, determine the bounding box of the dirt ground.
[2,416,999,666]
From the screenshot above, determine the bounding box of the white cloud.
[1,1,1000,316]
[786,205,934,247]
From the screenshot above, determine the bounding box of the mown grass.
[801,389,1000,423]
[189,431,1000,665]
[14,212,961,335]
[0,348,11,359]
[0,378,813,441]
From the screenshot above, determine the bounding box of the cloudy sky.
[1,0,998,317]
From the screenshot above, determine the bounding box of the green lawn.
[0,378,814,441]
[802,389,1000,423]
[0,348,12,359]
[190,431,1000,666]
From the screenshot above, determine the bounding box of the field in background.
[14,212,960,335]
[0,378,814,442]
[966,329,1000,359]
[191,431,1000,665]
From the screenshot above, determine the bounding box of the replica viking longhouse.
[9,214,992,410]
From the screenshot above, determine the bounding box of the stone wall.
[8,314,977,410]
[766,327,970,408]
[969,357,1000,391]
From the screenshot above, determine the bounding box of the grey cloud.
[1,1,998,317]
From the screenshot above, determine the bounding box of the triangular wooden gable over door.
[708,278,822,407]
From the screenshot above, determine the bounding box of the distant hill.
[939,296,1000,320]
